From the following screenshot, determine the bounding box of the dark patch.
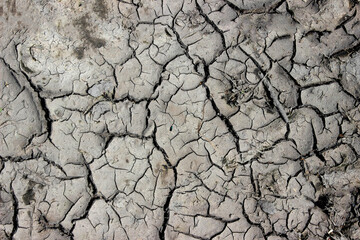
[300,232,309,240]
[6,0,16,15]
[314,0,328,7]
[0,6,3,16]
[22,189,35,205]
[10,0,15,15]
[74,14,106,49]
[73,46,85,59]
[93,0,108,19]
[315,194,332,215]
[253,68,261,78]
[160,165,169,184]
[75,15,90,35]
[221,90,239,107]
[88,37,106,48]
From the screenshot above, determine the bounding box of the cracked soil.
[1,0,360,239]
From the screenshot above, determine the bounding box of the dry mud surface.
[1,0,360,239]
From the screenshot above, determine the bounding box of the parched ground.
[0,0,360,239]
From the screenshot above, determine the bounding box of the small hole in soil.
[316,194,332,215]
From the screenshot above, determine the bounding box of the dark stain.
[89,37,106,48]
[73,46,85,59]
[300,232,309,240]
[93,0,108,19]
[221,90,239,107]
[0,6,3,16]
[22,188,35,205]
[315,194,332,215]
[160,165,169,184]
[75,15,90,34]
[10,0,16,15]
[315,0,328,7]
[74,14,106,49]
[6,0,16,15]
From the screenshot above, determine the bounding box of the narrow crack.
[15,67,53,140]
[202,62,241,153]
[159,187,176,240]
[9,181,19,239]
[1,1,360,239]
[239,46,289,123]
[152,124,178,240]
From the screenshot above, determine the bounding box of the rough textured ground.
[0,0,360,239]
